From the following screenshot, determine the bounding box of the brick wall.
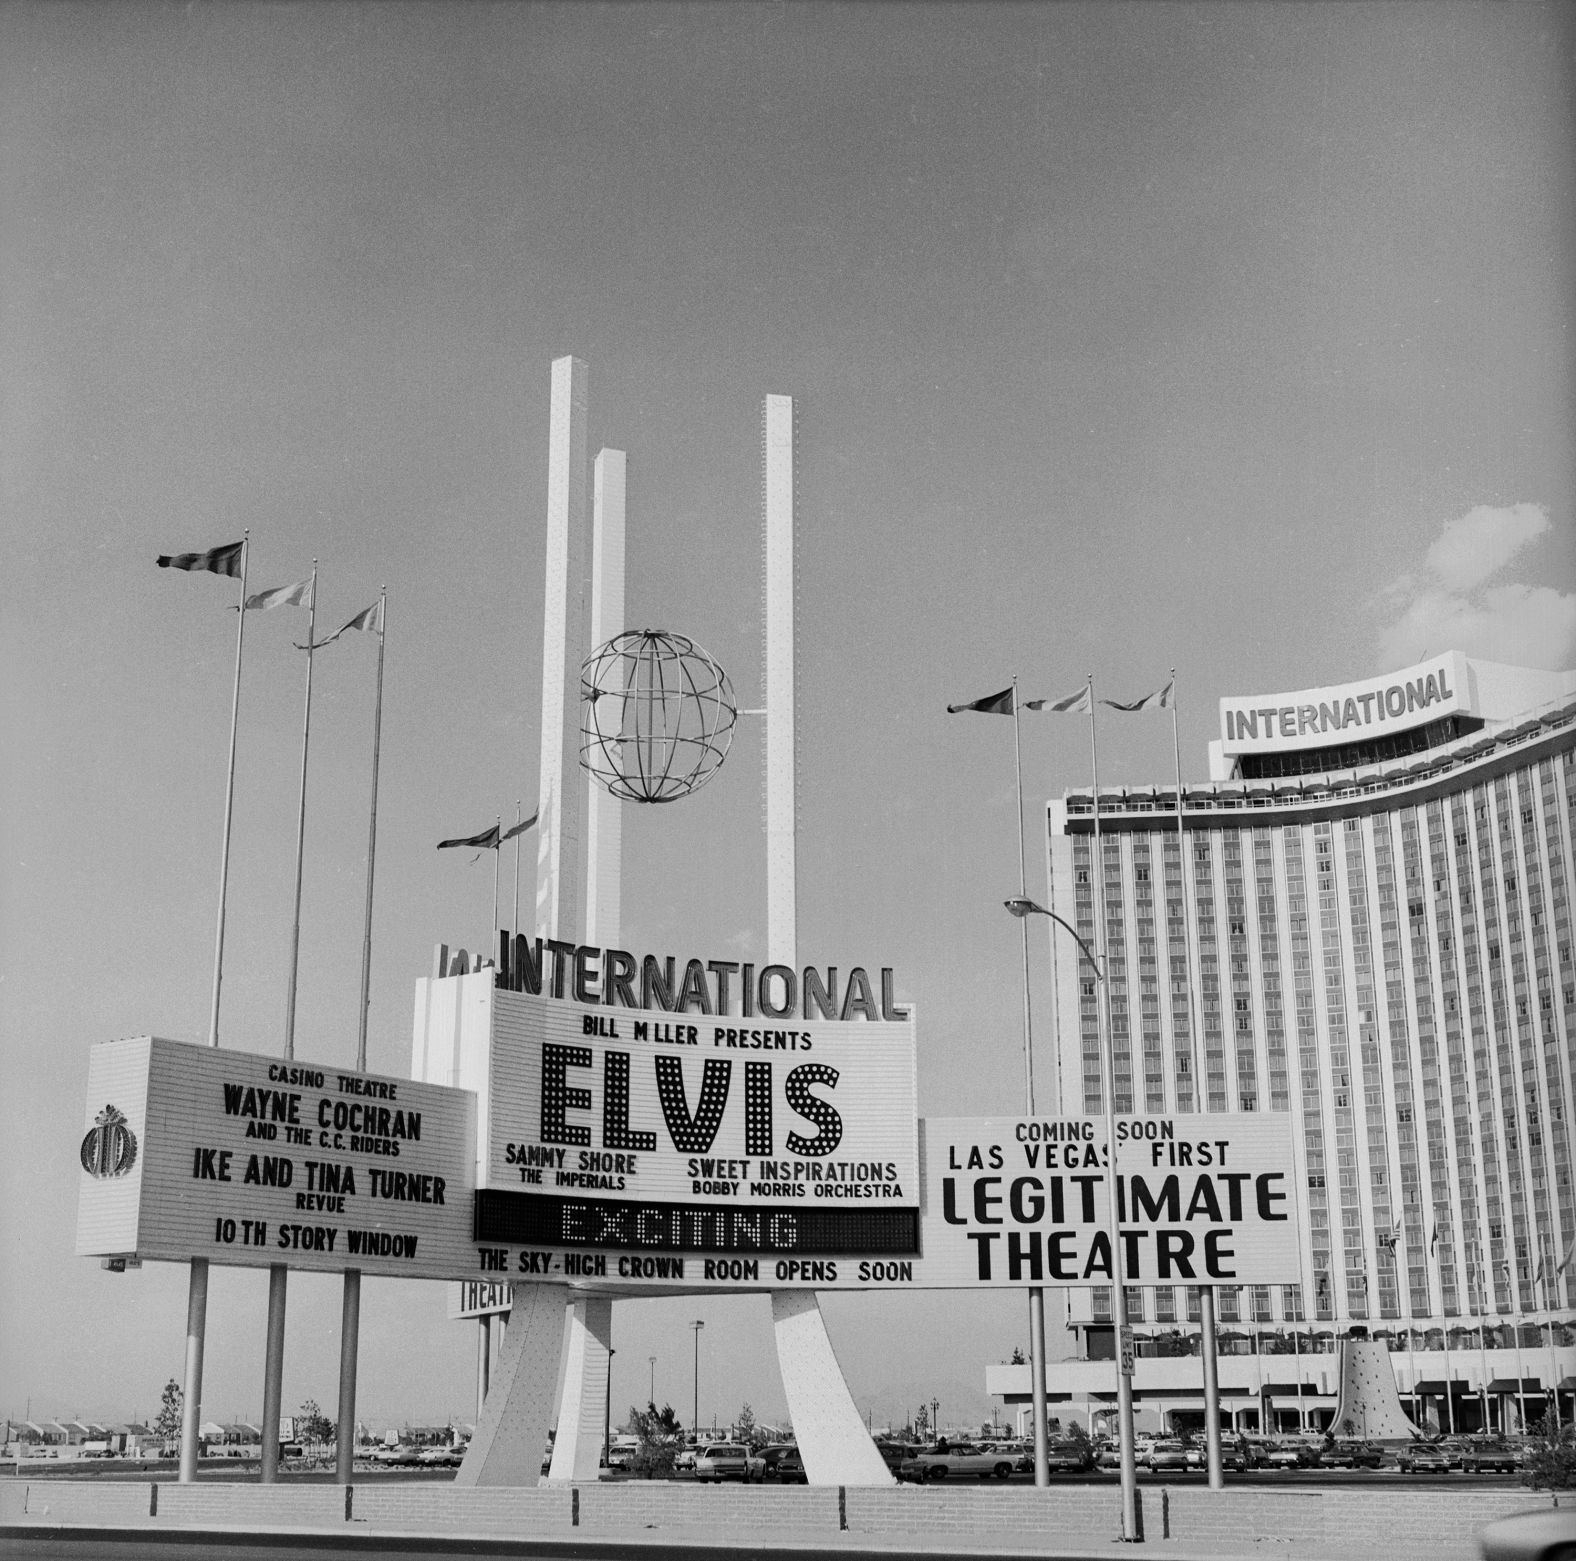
[8,1479,152,1523]
[577,1481,838,1531]
[354,1483,571,1533]
[1163,1486,1558,1548]
[1,1476,1562,1551]
[846,1484,1119,1538]
[154,1482,346,1528]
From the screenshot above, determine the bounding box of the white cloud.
[1424,503,1550,592]
[1378,504,1575,669]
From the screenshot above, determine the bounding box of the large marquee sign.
[76,1036,478,1281]
[472,980,920,1259]
[1218,651,1470,756]
[461,1111,1299,1293]
[915,1113,1301,1287]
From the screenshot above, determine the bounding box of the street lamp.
[1005,895,1140,1542]
[691,1320,704,1439]
[649,1355,657,1408]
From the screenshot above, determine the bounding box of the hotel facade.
[991,653,1576,1434]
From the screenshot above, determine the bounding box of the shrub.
[1522,1415,1576,1491]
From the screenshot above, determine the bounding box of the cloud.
[1379,504,1575,669]
[1423,503,1550,591]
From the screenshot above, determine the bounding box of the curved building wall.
[1046,686,1575,1337]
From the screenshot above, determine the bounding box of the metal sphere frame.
[580,629,737,804]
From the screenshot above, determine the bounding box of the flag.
[244,578,313,612]
[1559,1234,1576,1275]
[946,687,1014,715]
[302,598,383,650]
[437,825,501,851]
[1023,687,1091,714]
[499,811,539,844]
[1430,1224,1439,1257]
[1100,678,1175,713]
[156,540,244,577]
[1378,1224,1400,1255]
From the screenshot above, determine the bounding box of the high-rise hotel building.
[1045,653,1576,1350]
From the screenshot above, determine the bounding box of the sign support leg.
[178,1258,208,1483]
[1201,1286,1224,1490]
[336,1269,360,1484]
[260,1264,288,1483]
[772,1290,892,1486]
[456,1283,568,1486]
[547,1296,613,1481]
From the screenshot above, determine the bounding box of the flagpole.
[1169,669,1224,1488]
[282,561,319,1063]
[341,587,383,1489]
[1543,1239,1560,1430]
[208,530,250,1049]
[1510,1264,1527,1433]
[512,799,523,934]
[1476,1242,1491,1432]
[491,816,501,946]
[1010,676,1050,1490]
[1089,673,1139,1540]
[355,588,387,1075]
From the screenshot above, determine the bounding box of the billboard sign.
[473,984,919,1259]
[1218,651,1469,756]
[916,1113,1301,1286]
[76,1036,478,1281]
[462,1111,1300,1294]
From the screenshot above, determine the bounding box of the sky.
[3,1,1573,1435]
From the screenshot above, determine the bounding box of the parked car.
[1396,1443,1455,1474]
[875,1440,921,1475]
[1147,1439,1191,1474]
[1460,1441,1519,1474]
[904,1442,1017,1481]
[1317,1439,1386,1469]
[756,1445,806,1483]
[692,1442,749,1482]
[1263,1440,1315,1470]
[1045,1440,1095,1474]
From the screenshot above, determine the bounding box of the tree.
[735,1401,759,1448]
[296,1399,335,1450]
[1522,1414,1576,1491]
[628,1402,683,1479]
[1009,1346,1026,1365]
[154,1379,183,1451]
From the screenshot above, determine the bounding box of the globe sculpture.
[580,629,737,803]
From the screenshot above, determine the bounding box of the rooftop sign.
[1218,652,1470,757]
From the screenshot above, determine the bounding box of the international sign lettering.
[1217,652,1468,755]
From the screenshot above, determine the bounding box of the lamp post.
[691,1321,704,1439]
[649,1355,657,1408]
[603,1347,616,1472]
[1006,897,1139,1542]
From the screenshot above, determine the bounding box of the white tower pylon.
[761,393,892,1486]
